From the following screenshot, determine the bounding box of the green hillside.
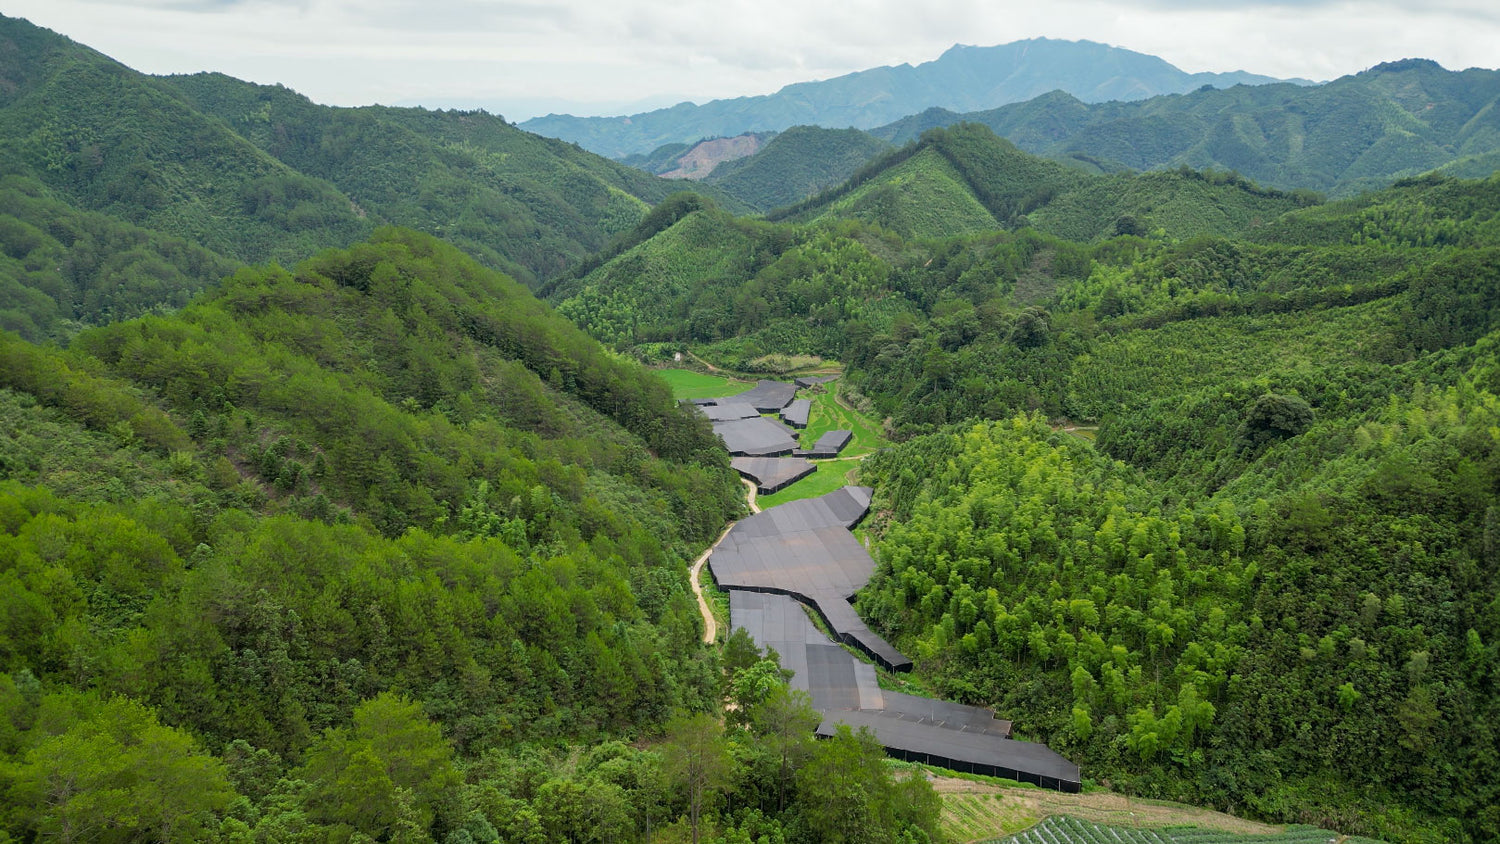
[773,124,1309,243]
[0,16,369,265]
[703,125,893,212]
[874,60,1500,198]
[551,200,924,364]
[0,14,707,292]
[552,168,1500,840]
[0,221,945,844]
[162,72,691,284]
[0,228,754,840]
[0,174,237,342]
[804,144,1003,240]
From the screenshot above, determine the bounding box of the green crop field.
[757,461,861,507]
[657,368,748,400]
[800,386,885,457]
[983,816,1353,844]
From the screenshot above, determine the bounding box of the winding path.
[688,478,761,644]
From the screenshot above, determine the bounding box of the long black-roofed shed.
[795,374,839,389]
[730,591,885,712]
[701,401,761,422]
[817,710,1081,792]
[713,417,799,457]
[731,457,817,494]
[709,487,911,671]
[780,398,811,429]
[730,590,1075,792]
[730,380,799,412]
[799,429,852,459]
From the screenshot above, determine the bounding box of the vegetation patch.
[656,367,746,400]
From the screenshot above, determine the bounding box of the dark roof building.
[700,401,760,422]
[795,375,839,389]
[712,417,799,457]
[817,710,1081,792]
[780,398,811,429]
[798,429,852,459]
[729,380,798,412]
[730,589,1079,792]
[710,487,908,671]
[731,457,817,494]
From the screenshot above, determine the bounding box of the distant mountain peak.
[1366,58,1447,74]
[518,39,1306,159]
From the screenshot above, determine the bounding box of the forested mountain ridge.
[0,228,791,841]
[569,169,1500,840]
[158,71,716,284]
[0,15,369,265]
[0,14,717,302]
[548,131,1320,363]
[0,173,239,342]
[870,58,1500,198]
[768,124,1313,242]
[519,38,1302,158]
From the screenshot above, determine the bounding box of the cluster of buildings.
[692,378,1081,792]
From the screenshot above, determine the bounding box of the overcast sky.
[8,0,1500,121]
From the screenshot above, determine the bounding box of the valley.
[1,11,1498,844]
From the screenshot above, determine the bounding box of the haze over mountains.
[520,38,1309,159]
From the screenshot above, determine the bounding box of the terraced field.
[934,777,1290,844]
[984,816,1358,844]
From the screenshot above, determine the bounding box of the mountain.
[702,126,893,212]
[771,124,1310,242]
[0,227,767,841]
[872,59,1500,197]
[0,174,238,342]
[0,14,717,292]
[549,169,1500,839]
[651,133,774,179]
[547,128,1311,361]
[519,39,1305,158]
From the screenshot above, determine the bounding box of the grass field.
[756,461,861,507]
[657,368,748,400]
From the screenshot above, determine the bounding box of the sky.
[7,0,1500,122]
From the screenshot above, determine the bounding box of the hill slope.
[703,126,894,212]
[0,14,711,291]
[873,59,1500,197]
[773,124,1309,242]
[519,39,1301,158]
[0,227,756,841]
[559,171,1500,840]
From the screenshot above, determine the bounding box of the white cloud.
[9,0,1500,119]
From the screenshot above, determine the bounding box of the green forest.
[3,10,1500,844]
[550,165,1500,841]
